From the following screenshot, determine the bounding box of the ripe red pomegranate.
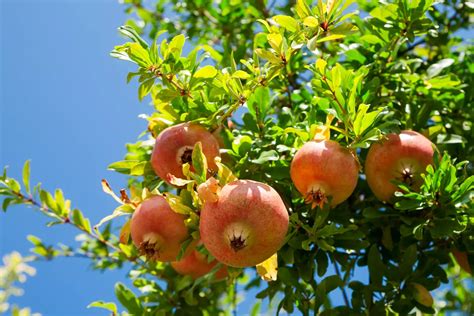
[130,195,189,262]
[290,140,359,208]
[199,180,289,268]
[365,130,435,202]
[151,123,220,182]
[171,248,227,280]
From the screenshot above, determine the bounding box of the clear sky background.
[1,0,150,314]
[1,1,295,315]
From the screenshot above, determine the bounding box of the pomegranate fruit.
[130,195,189,262]
[171,248,227,280]
[151,123,220,182]
[200,180,289,268]
[290,140,359,208]
[365,130,435,202]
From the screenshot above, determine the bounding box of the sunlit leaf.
[256,253,278,281]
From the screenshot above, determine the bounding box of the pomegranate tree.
[1,0,472,314]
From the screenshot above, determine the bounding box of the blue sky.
[1,1,146,314]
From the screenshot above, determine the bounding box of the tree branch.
[10,190,142,265]
[333,260,351,308]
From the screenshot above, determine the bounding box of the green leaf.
[368,245,384,287]
[273,15,299,32]
[2,197,14,212]
[167,34,185,60]
[400,244,417,277]
[72,209,92,233]
[192,142,208,182]
[118,25,149,48]
[315,275,344,311]
[55,189,69,217]
[40,190,57,211]
[87,301,118,314]
[6,178,21,193]
[126,42,152,68]
[252,150,279,164]
[115,282,143,314]
[250,301,261,316]
[316,250,328,277]
[427,58,454,78]
[138,78,155,101]
[247,86,270,120]
[27,234,43,246]
[108,160,142,174]
[194,65,218,79]
[370,4,399,22]
[200,44,223,62]
[22,160,31,194]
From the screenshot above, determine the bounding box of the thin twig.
[398,38,425,56]
[321,76,346,116]
[233,280,238,316]
[11,190,141,265]
[333,260,351,308]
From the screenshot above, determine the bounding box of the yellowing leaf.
[295,0,312,19]
[273,15,298,32]
[326,0,335,14]
[312,125,331,141]
[101,179,123,205]
[316,34,346,43]
[232,70,251,79]
[164,193,194,214]
[255,49,282,64]
[194,65,218,79]
[411,283,434,307]
[256,253,278,281]
[316,58,327,75]
[119,219,131,244]
[167,174,195,187]
[267,33,283,53]
[197,177,221,203]
[283,127,309,141]
[168,34,185,59]
[303,16,319,28]
[215,157,238,186]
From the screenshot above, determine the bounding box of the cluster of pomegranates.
[130,122,436,280]
[291,129,436,207]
